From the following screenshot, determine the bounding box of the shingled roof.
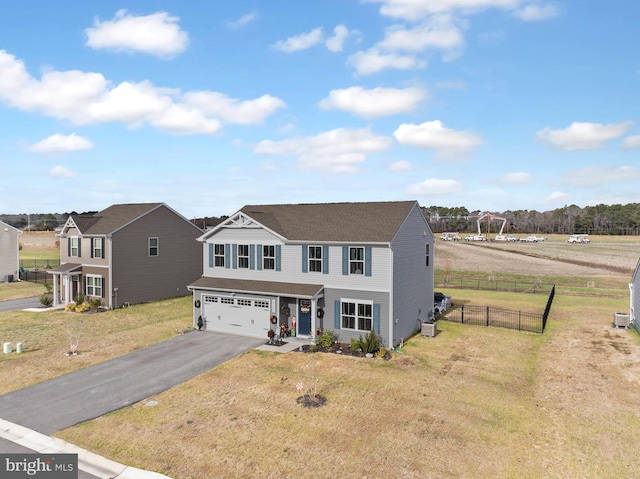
[68,203,165,235]
[238,201,421,243]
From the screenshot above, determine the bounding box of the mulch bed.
[297,342,392,360]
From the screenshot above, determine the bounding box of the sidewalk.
[0,418,171,479]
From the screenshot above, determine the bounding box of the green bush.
[74,292,84,306]
[39,293,53,307]
[89,298,101,311]
[317,329,334,348]
[350,337,362,352]
[360,330,380,354]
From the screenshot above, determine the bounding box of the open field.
[3,232,640,477]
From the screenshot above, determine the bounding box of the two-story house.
[48,203,203,308]
[188,201,435,347]
[0,221,21,283]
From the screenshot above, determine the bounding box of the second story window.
[149,237,158,257]
[238,244,249,268]
[214,244,225,267]
[70,237,79,257]
[263,245,275,270]
[93,238,103,258]
[350,247,364,274]
[308,246,322,272]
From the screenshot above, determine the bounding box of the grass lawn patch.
[0,281,47,302]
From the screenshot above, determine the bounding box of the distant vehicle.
[440,232,461,241]
[568,234,590,244]
[434,292,451,316]
[520,235,541,242]
[494,234,517,242]
[464,234,486,242]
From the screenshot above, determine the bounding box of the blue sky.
[1,0,638,218]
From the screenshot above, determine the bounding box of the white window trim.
[308,245,322,273]
[86,274,103,297]
[349,246,364,275]
[263,245,275,270]
[93,238,103,258]
[149,237,159,257]
[214,244,225,267]
[340,298,373,332]
[70,237,79,257]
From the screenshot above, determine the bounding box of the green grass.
[0,281,47,301]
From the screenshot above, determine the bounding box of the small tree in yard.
[66,318,82,356]
[296,333,326,408]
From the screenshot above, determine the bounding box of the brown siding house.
[49,203,203,308]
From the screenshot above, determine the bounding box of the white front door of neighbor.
[202,295,270,339]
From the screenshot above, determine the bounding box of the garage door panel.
[203,295,270,339]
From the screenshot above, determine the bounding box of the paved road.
[0,296,42,312]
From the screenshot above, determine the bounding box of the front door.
[298,300,312,335]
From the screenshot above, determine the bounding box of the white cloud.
[0,49,284,135]
[227,11,259,29]
[393,120,483,160]
[564,166,640,187]
[50,165,77,178]
[28,133,94,154]
[542,191,569,203]
[319,86,426,118]
[622,135,640,149]
[407,178,464,195]
[348,49,426,75]
[503,172,533,184]
[272,28,324,52]
[85,9,189,58]
[326,25,352,52]
[364,0,522,20]
[390,160,413,171]
[183,91,286,125]
[254,128,392,173]
[537,121,634,150]
[513,2,559,21]
[378,15,465,53]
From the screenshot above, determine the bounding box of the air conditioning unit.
[614,313,630,329]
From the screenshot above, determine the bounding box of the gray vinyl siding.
[391,204,434,346]
[322,287,391,347]
[631,260,640,333]
[111,205,202,307]
[0,224,20,279]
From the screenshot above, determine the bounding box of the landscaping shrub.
[316,329,334,348]
[39,292,53,307]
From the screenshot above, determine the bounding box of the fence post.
[486,306,489,326]
[518,311,521,331]
[461,305,464,324]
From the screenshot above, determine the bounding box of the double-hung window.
[238,244,249,269]
[93,238,103,258]
[341,301,372,331]
[350,247,364,274]
[308,246,322,272]
[149,237,158,256]
[425,244,430,267]
[214,244,225,267]
[86,275,103,297]
[70,237,79,257]
[263,245,275,270]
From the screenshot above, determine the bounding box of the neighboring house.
[630,258,640,333]
[0,221,21,282]
[188,201,435,347]
[48,203,203,308]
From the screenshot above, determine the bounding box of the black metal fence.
[19,259,60,269]
[442,285,555,334]
[436,274,552,294]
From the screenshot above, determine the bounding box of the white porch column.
[311,300,316,341]
[63,275,71,304]
[52,274,59,306]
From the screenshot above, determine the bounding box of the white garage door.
[202,295,271,339]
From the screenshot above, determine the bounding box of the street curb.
[0,418,173,479]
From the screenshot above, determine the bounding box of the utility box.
[421,322,437,337]
[614,313,630,329]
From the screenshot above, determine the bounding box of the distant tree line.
[423,203,640,235]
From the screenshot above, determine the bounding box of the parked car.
[440,232,461,241]
[464,234,486,242]
[494,235,517,242]
[520,235,541,242]
[434,291,451,316]
[568,234,590,244]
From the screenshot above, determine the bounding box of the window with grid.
[263,245,275,270]
[350,247,364,274]
[149,237,158,256]
[214,244,225,267]
[341,301,372,331]
[308,246,322,272]
[238,244,249,268]
[93,238,103,258]
[86,275,102,297]
[70,237,79,257]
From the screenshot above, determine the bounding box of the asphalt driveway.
[0,296,43,312]
[0,331,264,435]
